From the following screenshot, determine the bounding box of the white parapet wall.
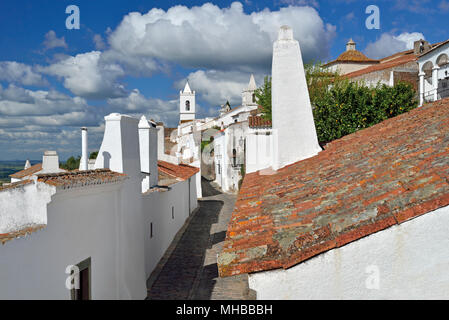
[248,204,449,300]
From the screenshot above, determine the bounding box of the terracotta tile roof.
[345,53,417,79]
[218,98,449,277]
[157,160,199,181]
[248,116,272,129]
[37,169,127,188]
[9,163,42,179]
[0,224,45,245]
[0,179,33,192]
[323,50,379,67]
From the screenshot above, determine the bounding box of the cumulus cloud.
[107,2,335,73]
[93,34,107,50]
[364,32,425,59]
[107,89,179,126]
[179,69,259,107]
[0,84,88,116]
[40,51,127,99]
[43,30,68,51]
[0,61,47,86]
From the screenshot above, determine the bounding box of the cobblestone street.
[146,179,255,300]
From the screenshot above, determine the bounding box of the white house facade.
[0,112,200,300]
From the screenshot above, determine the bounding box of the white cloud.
[0,61,47,86]
[107,89,179,126]
[43,30,68,50]
[40,51,127,99]
[0,84,88,116]
[93,34,107,50]
[107,2,335,73]
[364,32,425,59]
[179,69,259,107]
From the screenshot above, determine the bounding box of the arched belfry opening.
[185,100,190,111]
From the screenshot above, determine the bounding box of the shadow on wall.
[102,151,111,169]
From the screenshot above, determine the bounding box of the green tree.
[254,76,272,120]
[61,156,80,170]
[253,61,417,144]
[89,151,99,159]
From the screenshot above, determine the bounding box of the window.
[185,100,190,111]
[172,206,174,219]
[252,93,256,103]
[150,222,153,238]
[71,257,91,300]
[232,149,237,167]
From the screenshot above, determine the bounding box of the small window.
[232,149,237,166]
[150,222,153,238]
[185,100,190,111]
[252,93,256,103]
[71,257,91,300]
[172,206,174,220]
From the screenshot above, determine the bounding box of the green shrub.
[313,80,417,143]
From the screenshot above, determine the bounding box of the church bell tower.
[180,81,196,124]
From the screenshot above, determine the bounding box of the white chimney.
[156,123,165,159]
[42,151,60,173]
[24,159,31,170]
[139,116,158,190]
[94,113,141,179]
[80,127,88,171]
[271,25,321,171]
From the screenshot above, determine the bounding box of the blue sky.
[0,0,448,160]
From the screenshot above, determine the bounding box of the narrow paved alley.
[146,178,255,300]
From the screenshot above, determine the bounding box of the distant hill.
[0,160,40,184]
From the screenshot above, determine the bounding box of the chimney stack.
[42,151,60,173]
[139,115,158,190]
[271,25,321,171]
[80,127,88,171]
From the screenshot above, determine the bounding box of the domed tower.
[180,81,195,124]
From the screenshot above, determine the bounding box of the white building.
[418,40,449,105]
[218,26,449,300]
[0,112,200,299]
[213,122,247,193]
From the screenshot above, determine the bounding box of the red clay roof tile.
[218,98,449,277]
[157,160,199,181]
[37,169,127,188]
[0,224,45,245]
[248,116,272,129]
[9,163,42,179]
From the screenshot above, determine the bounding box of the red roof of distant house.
[248,116,272,129]
[9,163,42,179]
[218,98,449,277]
[323,50,379,67]
[157,160,199,181]
[344,53,417,79]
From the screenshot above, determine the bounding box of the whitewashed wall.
[0,183,127,300]
[246,129,274,174]
[248,205,449,300]
[142,175,198,278]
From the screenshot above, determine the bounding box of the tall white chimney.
[271,25,321,171]
[139,115,158,191]
[94,113,141,179]
[80,127,88,171]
